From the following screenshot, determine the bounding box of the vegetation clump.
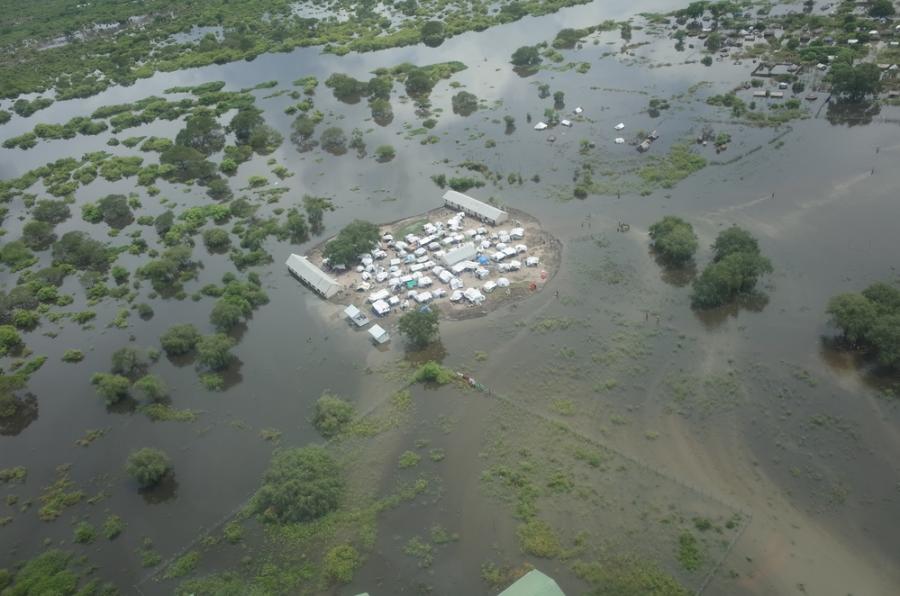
[250,446,343,524]
[312,393,355,438]
[414,361,454,385]
[516,519,561,558]
[160,324,201,356]
[827,282,900,367]
[322,544,360,584]
[648,216,698,265]
[398,307,440,348]
[322,220,380,267]
[126,447,172,488]
[691,227,772,309]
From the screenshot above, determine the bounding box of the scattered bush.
[126,447,171,488]
[323,544,360,584]
[160,324,200,356]
[90,373,131,405]
[414,361,454,385]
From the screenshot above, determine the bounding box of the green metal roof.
[498,569,566,596]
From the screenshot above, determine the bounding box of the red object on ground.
[540,270,547,280]
[529,282,537,291]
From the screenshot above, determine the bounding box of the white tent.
[525,256,540,267]
[415,291,433,304]
[483,281,497,293]
[371,300,391,316]
[614,122,625,130]
[368,324,390,344]
[344,304,369,327]
[463,288,485,304]
[450,290,464,302]
[614,137,625,144]
[560,119,572,127]
[497,277,510,288]
[368,288,390,303]
[534,122,548,130]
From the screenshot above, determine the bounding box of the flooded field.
[1,0,900,594]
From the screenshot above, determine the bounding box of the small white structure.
[286,254,341,299]
[534,121,548,130]
[443,190,508,225]
[417,276,433,288]
[574,106,584,114]
[560,119,572,127]
[525,256,540,267]
[463,288,485,305]
[450,290,464,302]
[415,291,433,304]
[449,277,464,290]
[497,277,510,287]
[614,137,625,144]
[371,299,391,317]
[614,122,625,130]
[344,304,369,327]
[509,227,525,239]
[368,288,390,304]
[483,280,497,293]
[368,324,390,344]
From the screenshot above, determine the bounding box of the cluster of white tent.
[354,211,541,317]
[533,106,631,145]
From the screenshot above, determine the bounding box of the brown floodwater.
[2,0,900,594]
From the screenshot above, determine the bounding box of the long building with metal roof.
[442,190,508,225]
[285,253,341,298]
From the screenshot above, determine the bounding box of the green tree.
[126,448,171,488]
[52,232,110,271]
[826,293,878,344]
[95,194,133,228]
[251,446,343,523]
[830,62,882,102]
[31,199,71,224]
[90,373,131,405]
[0,325,22,356]
[451,91,479,116]
[705,32,724,52]
[320,127,347,155]
[398,307,440,348]
[691,251,773,309]
[322,220,380,266]
[324,73,369,103]
[648,216,698,264]
[228,108,264,145]
[21,220,56,251]
[553,90,565,109]
[312,393,355,437]
[111,346,144,377]
[133,374,168,403]
[374,144,396,162]
[868,315,900,367]
[160,324,200,356]
[511,45,542,67]
[175,109,225,155]
[711,226,759,261]
[160,144,216,182]
[421,20,446,47]
[367,75,393,100]
[869,0,895,17]
[203,228,231,252]
[284,208,309,243]
[404,68,434,96]
[196,334,235,370]
[210,300,244,332]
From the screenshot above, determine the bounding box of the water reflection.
[819,336,900,395]
[649,248,697,288]
[106,396,138,415]
[140,473,179,505]
[404,340,448,365]
[0,394,38,436]
[692,292,770,330]
[825,100,881,127]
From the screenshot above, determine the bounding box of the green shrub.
[126,448,171,488]
[251,446,343,524]
[160,324,200,356]
[312,393,355,437]
[323,544,360,584]
[61,350,84,363]
[102,514,125,539]
[73,521,96,544]
[414,361,454,385]
[516,519,561,557]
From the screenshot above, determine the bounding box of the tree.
[320,127,347,155]
[705,32,724,52]
[830,62,882,102]
[21,220,56,251]
[861,282,900,314]
[111,346,144,377]
[284,208,309,243]
[175,109,225,155]
[160,144,216,182]
[826,293,877,344]
[553,90,565,109]
[228,108,264,145]
[511,45,542,67]
[133,374,168,403]
[196,334,235,370]
[303,195,333,235]
[421,20,446,47]
[31,199,71,224]
[398,307,440,348]
[322,220,380,266]
[711,226,759,261]
[451,91,479,116]
[95,194,133,228]
[869,0,895,18]
[90,373,131,405]
[126,448,171,488]
[160,324,200,356]
[868,315,900,367]
[369,97,393,126]
[291,114,318,142]
[203,228,231,252]
[366,75,393,100]
[374,144,396,162]
[691,251,773,309]
[52,232,110,272]
[0,325,22,356]
[324,73,368,103]
[404,68,434,96]
[312,393,355,437]
[251,446,343,523]
[648,216,699,265]
[210,300,244,332]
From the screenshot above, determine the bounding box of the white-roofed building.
[442,190,508,225]
[286,254,341,299]
[441,242,478,267]
[344,304,369,327]
[368,324,390,344]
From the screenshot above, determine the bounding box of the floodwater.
[2,0,900,594]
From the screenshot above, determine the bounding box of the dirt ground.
[307,207,562,322]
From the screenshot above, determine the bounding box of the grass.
[75,429,106,447]
[102,514,125,539]
[139,404,199,422]
[164,551,200,579]
[676,531,703,571]
[398,450,421,469]
[637,144,706,190]
[38,465,85,521]
[516,519,561,558]
[0,466,27,483]
[403,536,434,568]
[73,520,96,544]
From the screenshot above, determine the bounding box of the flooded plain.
[1,0,900,594]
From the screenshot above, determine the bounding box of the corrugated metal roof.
[498,570,566,596]
[285,254,341,298]
[442,190,508,222]
[441,242,478,267]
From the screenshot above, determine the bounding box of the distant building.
[442,190,508,225]
[498,569,566,596]
[285,254,341,298]
[368,324,390,344]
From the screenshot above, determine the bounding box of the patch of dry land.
[309,207,561,321]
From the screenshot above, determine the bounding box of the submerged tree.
[648,216,698,265]
[175,109,225,156]
[126,448,172,488]
[691,227,772,310]
[398,307,440,348]
[251,446,343,523]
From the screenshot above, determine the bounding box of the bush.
[133,374,168,403]
[517,519,561,557]
[126,448,171,488]
[374,144,396,162]
[31,199,71,224]
[322,220,380,266]
[648,216,698,264]
[21,220,56,251]
[421,20,446,47]
[61,349,85,363]
[312,393,355,437]
[451,91,479,116]
[827,282,900,367]
[511,45,542,67]
[203,228,231,253]
[90,373,131,405]
[210,300,244,332]
[73,521,96,544]
[102,514,125,539]
[111,346,144,377]
[323,544,360,584]
[196,334,235,370]
[320,127,347,155]
[160,324,200,356]
[414,361,454,385]
[0,326,22,356]
[251,446,343,523]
